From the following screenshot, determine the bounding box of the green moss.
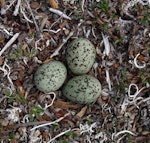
[91,0,110,13]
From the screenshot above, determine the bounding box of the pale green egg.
[62,75,101,104]
[66,38,96,75]
[34,61,67,93]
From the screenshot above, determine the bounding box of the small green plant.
[126,133,133,143]
[24,47,38,57]
[139,70,150,86]
[84,116,92,125]
[9,132,15,139]
[10,45,38,60]
[103,22,108,31]
[65,131,78,139]
[10,46,23,59]
[51,123,60,131]
[114,37,123,44]
[91,0,110,13]
[117,68,129,93]
[93,20,99,27]
[29,105,44,121]
[59,131,78,143]
[3,88,27,104]
[141,14,149,26]
[29,33,35,38]
[60,140,68,143]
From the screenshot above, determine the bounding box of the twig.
[81,0,85,12]
[49,8,71,20]
[50,31,74,58]
[106,69,112,91]
[128,83,145,100]
[30,112,70,131]
[43,92,56,110]
[20,6,33,23]
[2,28,13,36]
[0,33,20,56]
[24,0,41,37]
[1,0,17,15]
[102,33,110,56]
[127,96,150,112]
[47,129,71,143]
[134,53,146,69]
[3,113,69,133]
[2,121,50,134]
[13,0,21,16]
[115,130,136,137]
[0,61,15,90]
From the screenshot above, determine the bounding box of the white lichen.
[6,106,22,122]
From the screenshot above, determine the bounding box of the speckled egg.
[66,38,96,75]
[62,75,101,104]
[34,61,67,93]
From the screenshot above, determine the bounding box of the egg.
[66,38,96,75]
[62,75,101,104]
[34,61,67,93]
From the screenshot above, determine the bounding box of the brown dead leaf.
[48,0,58,9]
[42,131,49,142]
[43,58,54,63]
[76,106,87,118]
[85,20,93,25]
[22,43,28,55]
[96,18,104,25]
[15,80,25,97]
[9,139,17,143]
[30,1,40,9]
[141,131,150,136]
[43,32,51,39]
[0,0,5,8]
[38,113,51,121]
[54,100,79,110]
[0,38,4,44]
[0,56,3,65]
[137,54,148,62]
[101,95,109,101]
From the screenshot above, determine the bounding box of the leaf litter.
[0,0,150,142]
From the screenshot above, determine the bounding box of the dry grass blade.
[76,106,87,118]
[0,33,20,56]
